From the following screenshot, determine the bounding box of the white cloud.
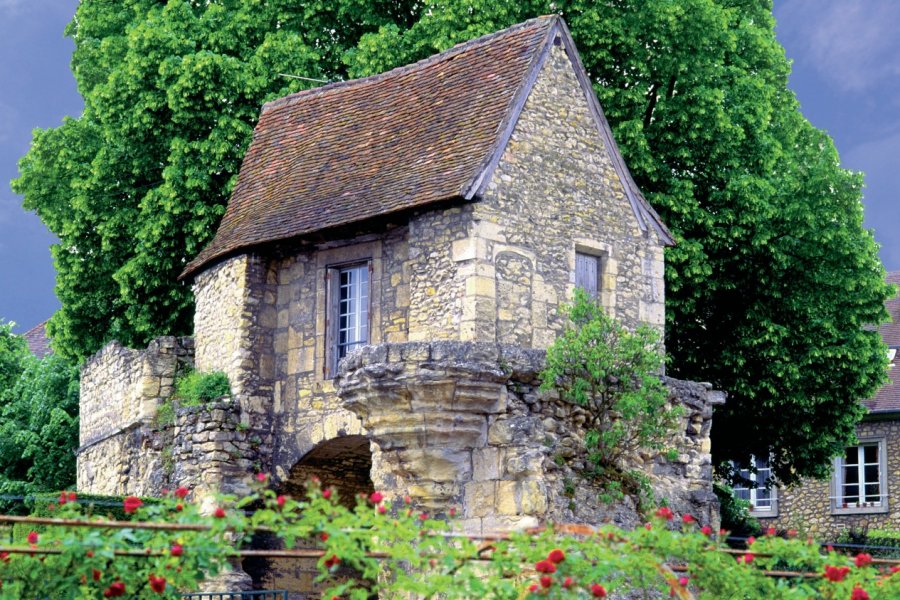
[776,0,900,93]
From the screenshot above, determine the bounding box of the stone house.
[739,271,900,541]
[77,16,726,593]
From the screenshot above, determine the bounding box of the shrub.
[173,370,231,405]
[540,289,681,474]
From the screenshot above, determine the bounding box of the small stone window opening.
[834,442,886,511]
[575,252,601,298]
[327,262,370,377]
[732,457,776,516]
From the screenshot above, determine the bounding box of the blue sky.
[1,0,898,333]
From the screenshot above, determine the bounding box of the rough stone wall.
[339,342,723,534]
[194,254,276,477]
[766,419,900,541]
[173,399,255,497]
[462,42,665,346]
[268,227,410,482]
[77,337,193,494]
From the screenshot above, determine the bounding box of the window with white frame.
[575,252,600,297]
[732,457,777,516]
[833,441,887,512]
[327,262,370,376]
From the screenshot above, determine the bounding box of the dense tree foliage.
[0,323,79,507]
[14,0,891,482]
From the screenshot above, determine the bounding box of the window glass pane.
[864,484,881,502]
[844,447,859,465]
[864,465,879,484]
[864,445,879,464]
[844,466,859,485]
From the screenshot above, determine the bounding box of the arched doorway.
[284,434,374,506]
[244,435,374,596]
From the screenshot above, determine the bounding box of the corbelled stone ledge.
[338,341,725,534]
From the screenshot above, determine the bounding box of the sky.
[1,1,899,334]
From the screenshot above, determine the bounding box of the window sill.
[750,510,779,519]
[831,504,889,516]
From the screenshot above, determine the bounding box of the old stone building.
[77,16,725,594]
[742,271,900,541]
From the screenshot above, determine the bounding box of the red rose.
[377,504,387,514]
[255,473,268,483]
[681,514,695,524]
[108,582,125,597]
[67,491,77,502]
[324,554,341,569]
[824,565,850,582]
[851,587,870,600]
[369,491,384,504]
[26,531,38,545]
[58,493,68,505]
[591,583,607,598]
[276,495,286,508]
[654,507,673,520]
[528,584,539,593]
[323,489,332,500]
[418,512,428,521]
[170,543,183,557]
[214,507,226,518]
[92,569,102,582]
[535,560,556,574]
[854,553,873,568]
[403,495,412,504]
[701,525,713,536]
[149,574,166,593]
[175,503,183,512]
[174,487,189,499]
[562,577,573,589]
[540,576,553,588]
[320,532,329,542]
[678,577,689,587]
[123,496,142,514]
[766,527,776,536]
[547,548,565,564]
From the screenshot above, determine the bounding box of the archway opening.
[285,434,374,506]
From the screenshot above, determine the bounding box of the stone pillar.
[339,343,508,512]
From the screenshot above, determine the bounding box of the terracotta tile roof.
[865,271,900,414]
[182,16,672,278]
[22,320,51,357]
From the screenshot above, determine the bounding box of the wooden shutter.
[575,253,599,296]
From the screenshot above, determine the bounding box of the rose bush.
[0,480,899,598]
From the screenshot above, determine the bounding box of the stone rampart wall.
[77,337,193,494]
[339,341,723,534]
[173,398,255,497]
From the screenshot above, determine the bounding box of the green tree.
[15,0,891,482]
[541,289,678,474]
[0,322,28,391]
[0,353,80,507]
[14,0,412,361]
[335,0,893,485]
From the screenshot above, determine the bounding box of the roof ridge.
[262,14,559,115]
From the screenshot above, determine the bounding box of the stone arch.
[285,434,374,505]
[243,434,375,594]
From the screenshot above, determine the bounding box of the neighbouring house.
[739,271,900,540]
[76,16,726,594]
[21,319,51,357]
